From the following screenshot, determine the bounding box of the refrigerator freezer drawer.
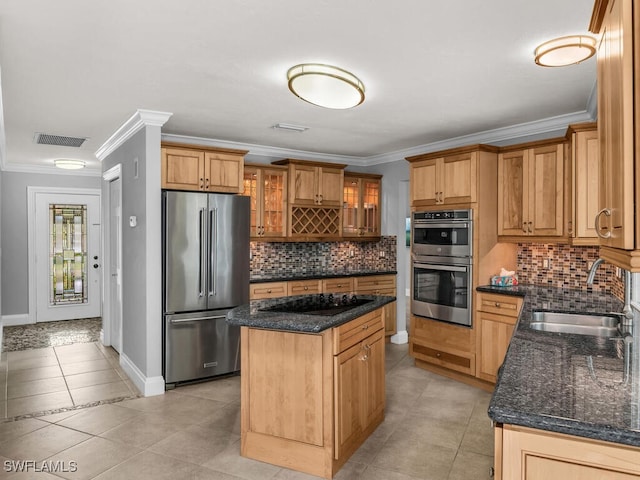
[164,311,240,385]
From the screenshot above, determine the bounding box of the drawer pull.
[362,324,369,330]
[495,302,501,307]
[436,352,441,358]
[304,286,308,290]
[267,289,272,293]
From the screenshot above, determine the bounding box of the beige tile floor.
[0,342,495,480]
[0,342,139,420]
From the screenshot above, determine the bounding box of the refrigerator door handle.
[209,207,218,297]
[198,208,206,297]
[170,314,227,324]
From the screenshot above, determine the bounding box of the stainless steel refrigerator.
[162,191,249,387]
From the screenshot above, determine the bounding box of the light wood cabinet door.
[334,327,384,461]
[243,166,287,238]
[440,152,477,205]
[343,175,381,238]
[290,163,318,205]
[204,151,243,193]
[410,158,439,206]
[498,143,564,238]
[529,144,564,236]
[570,125,601,244]
[593,0,635,249]
[476,311,515,383]
[318,167,344,206]
[500,425,640,479]
[161,147,205,191]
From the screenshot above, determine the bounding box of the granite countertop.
[250,270,397,283]
[479,284,640,447]
[226,294,396,333]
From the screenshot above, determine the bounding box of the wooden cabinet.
[161,142,246,193]
[495,424,640,480]
[343,173,382,238]
[240,307,385,479]
[567,123,601,245]
[322,277,354,293]
[590,0,639,263]
[249,282,287,300]
[354,275,397,338]
[497,140,565,239]
[410,316,475,376]
[333,311,385,460]
[407,150,482,207]
[243,164,287,239]
[288,279,321,296]
[272,159,347,239]
[475,292,523,383]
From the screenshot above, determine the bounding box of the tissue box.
[490,275,518,287]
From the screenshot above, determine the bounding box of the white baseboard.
[391,330,409,344]
[119,352,165,397]
[2,314,32,326]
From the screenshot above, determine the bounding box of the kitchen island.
[227,294,395,479]
[480,285,640,478]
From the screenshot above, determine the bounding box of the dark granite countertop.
[226,294,396,333]
[250,270,397,283]
[479,284,640,447]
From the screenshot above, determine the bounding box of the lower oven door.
[411,260,472,326]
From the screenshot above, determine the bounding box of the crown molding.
[1,162,102,176]
[160,133,363,166]
[96,109,172,161]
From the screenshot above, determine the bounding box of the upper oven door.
[412,220,472,257]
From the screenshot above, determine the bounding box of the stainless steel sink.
[529,311,620,337]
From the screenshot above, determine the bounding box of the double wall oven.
[411,209,473,327]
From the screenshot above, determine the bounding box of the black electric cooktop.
[259,294,372,316]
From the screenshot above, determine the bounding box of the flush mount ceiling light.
[287,63,365,109]
[534,35,596,67]
[54,159,86,170]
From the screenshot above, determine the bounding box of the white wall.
[101,126,163,396]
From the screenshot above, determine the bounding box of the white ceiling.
[0,0,597,174]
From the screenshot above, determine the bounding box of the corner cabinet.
[272,159,346,240]
[497,139,566,240]
[590,0,640,269]
[343,173,382,238]
[495,424,640,480]
[407,149,487,207]
[242,164,287,239]
[161,142,246,193]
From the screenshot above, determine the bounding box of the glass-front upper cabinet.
[243,165,288,239]
[343,173,382,238]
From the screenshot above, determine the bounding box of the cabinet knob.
[362,324,369,330]
[200,178,204,189]
[267,289,272,293]
[436,352,441,358]
[528,221,533,233]
[337,284,342,288]
[495,302,501,308]
[304,286,308,290]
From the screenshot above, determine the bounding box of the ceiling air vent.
[34,132,88,147]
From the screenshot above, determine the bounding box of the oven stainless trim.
[411,259,473,327]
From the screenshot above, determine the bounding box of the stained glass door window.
[49,204,88,305]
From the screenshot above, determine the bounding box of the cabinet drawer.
[354,275,396,292]
[288,280,321,296]
[333,308,383,354]
[250,282,288,300]
[322,277,354,293]
[411,341,475,376]
[477,293,523,317]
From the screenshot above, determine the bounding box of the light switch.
[129,216,137,227]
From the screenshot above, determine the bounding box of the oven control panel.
[413,209,472,221]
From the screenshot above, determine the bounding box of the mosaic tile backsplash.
[517,243,624,300]
[250,236,397,279]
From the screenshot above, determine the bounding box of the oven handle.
[413,222,469,229]
[413,262,469,273]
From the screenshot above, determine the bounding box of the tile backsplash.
[517,243,624,300]
[250,236,397,279]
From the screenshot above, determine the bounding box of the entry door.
[109,178,122,351]
[35,192,102,322]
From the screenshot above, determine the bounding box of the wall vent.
[34,132,88,147]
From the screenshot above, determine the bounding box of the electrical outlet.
[379,250,385,258]
[616,267,622,277]
[543,258,549,269]
[588,261,594,270]
[349,249,354,257]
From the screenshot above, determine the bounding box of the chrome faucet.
[587,258,633,327]
[586,258,606,284]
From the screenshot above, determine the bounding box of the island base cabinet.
[240,307,385,479]
[497,424,640,480]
